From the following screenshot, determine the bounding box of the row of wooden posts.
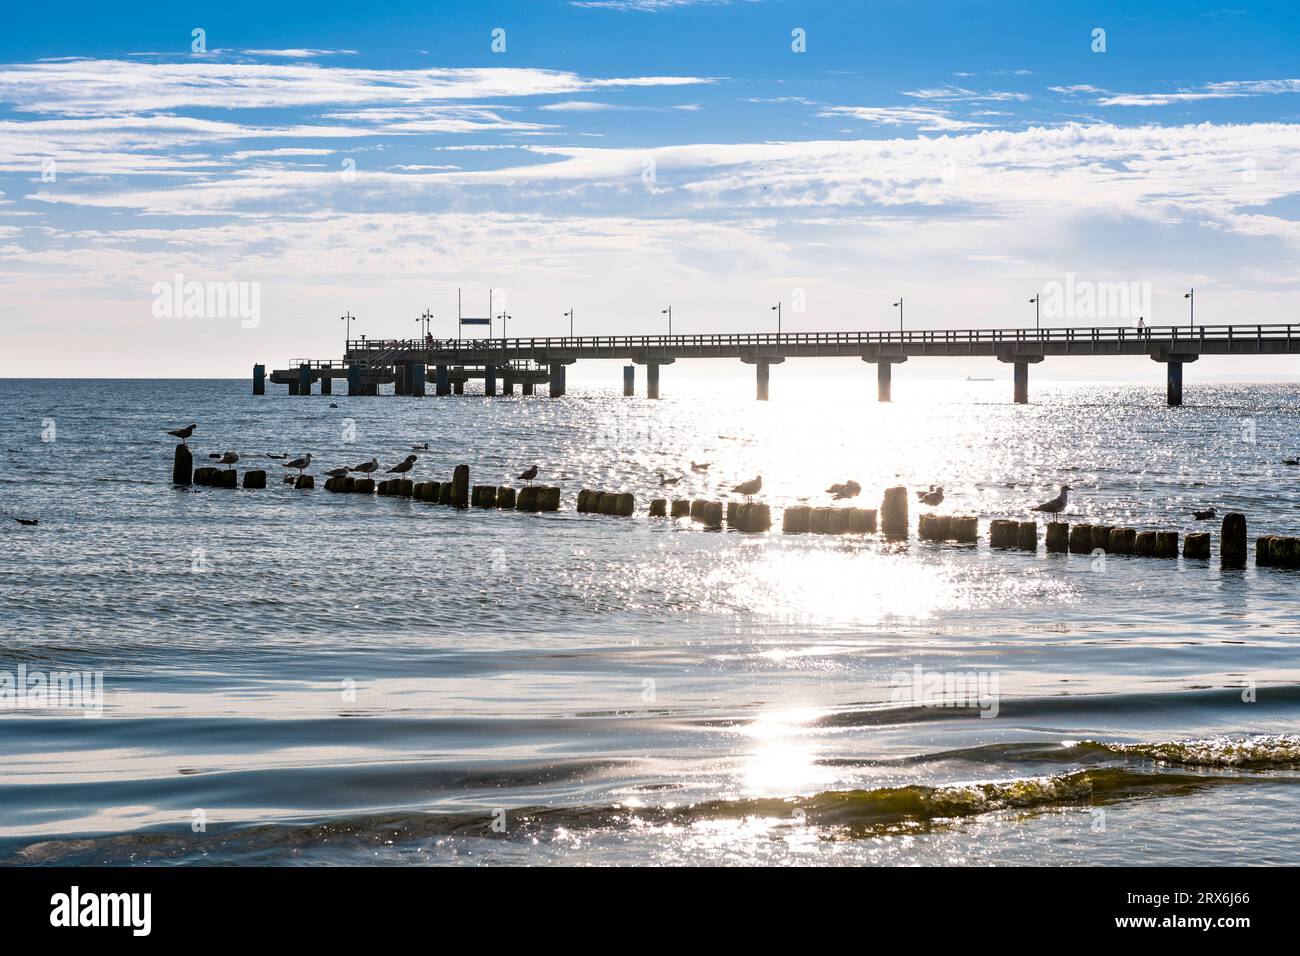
[176,449,1273,570]
[323,464,562,512]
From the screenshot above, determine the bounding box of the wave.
[5,761,1287,866]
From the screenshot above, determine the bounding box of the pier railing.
[344,323,1296,356]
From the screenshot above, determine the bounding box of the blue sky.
[3,0,1300,377]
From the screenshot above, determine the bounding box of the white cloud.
[818,105,986,132]
[240,49,358,58]
[0,59,715,115]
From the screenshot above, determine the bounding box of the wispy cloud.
[818,105,986,132]
[0,59,715,115]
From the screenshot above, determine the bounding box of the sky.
[3,0,1300,379]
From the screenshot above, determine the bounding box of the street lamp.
[415,309,433,341]
[496,311,511,340]
[341,310,355,350]
[1184,288,1194,329]
[662,306,672,336]
[564,309,573,337]
[771,302,781,335]
[1029,294,1040,331]
[892,297,903,334]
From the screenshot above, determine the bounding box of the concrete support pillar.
[549,363,566,398]
[453,379,464,395]
[647,363,660,400]
[319,375,332,395]
[410,363,426,397]
[435,365,450,396]
[394,365,408,396]
[523,380,534,396]
[623,365,635,397]
[347,365,362,396]
[1167,360,1183,407]
[367,382,379,396]
[253,364,265,395]
[1152,352,1196,408]
[288,379,300,395]
[298,364,311,396]
[877,362,892,402]
[1014,361,1029,404]
[485,365,497,397]
[756,361,770,401]
[502,375,516,395]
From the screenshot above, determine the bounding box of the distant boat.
[966,376,993,382]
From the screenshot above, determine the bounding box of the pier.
[262,322,1300,406]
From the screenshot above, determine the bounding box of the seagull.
[731,475,762,501]
[387,454,417,476]
[411,442,430,451]
[517,464,539,485]
[690,461,710,472]
[214,451,239,469]
[14,518,38,526]
[1192,507,1217,520]
[350,457,379,476]
[282,453,312,477]
[324,466,351,479]
[826,480,861,500]
[266,452,289,460]
[1031,485,1071,514]
[1284,458,1299,467]
[166,423,196,446]
[919,487,944,507]
[915,484,937,500]
[659,474,683,486]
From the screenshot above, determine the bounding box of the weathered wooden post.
[880,486,908,536]
[496,486,516,509]
[1154,531,1179,558]
[1069,524,1094,554]
[809,507,832,534]
[949,516,977,542]
[783,506,811,534]
[1183,532,1211,560]
[1090,526,1114,552]
[1109,528,1136,555]
[452,464,470,508]
[1134,531,1157,557]
[1045,522,1069,553]
[243,470,266,489]
[1017,521,1038,551]
[671,499,691,518]
[1256,535,1276,567]
[649,498,667,517]
[172,444,192,486]
[1221,513,1247,569]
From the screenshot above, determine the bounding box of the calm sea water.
[2,375,1299,865]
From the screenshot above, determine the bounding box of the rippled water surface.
[2,375,1299,865]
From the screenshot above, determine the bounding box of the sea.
[1,375,1298,866]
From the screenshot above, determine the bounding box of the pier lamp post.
[893,298,903,335]
[662,306,672,337]
[496,311,511,340]
[1185,288,1194,328]
[416,309,433,341]
[564,309,574,338]
[341,310,355,350]
[1029,294,1040,331]
[771,302,781,336]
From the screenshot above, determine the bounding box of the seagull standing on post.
[282,453,313,478]
[167,423,197,446]
[350,457,379,476]
[517,464,539,486]
[731,474,762,501]
[387,454,417,476]
[1031,485,1071,514]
